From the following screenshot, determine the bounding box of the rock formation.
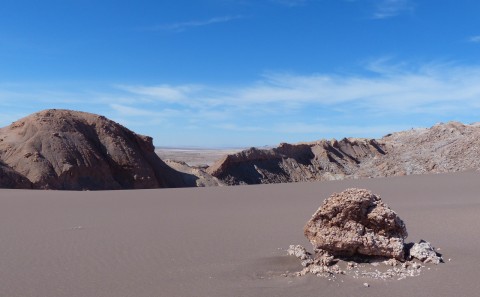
[360,121,480,177]
[207,139,385,185]
[208,121,480,185]
[0,161,32,189]
[0,109,189,190]
[288,188,444,279]
[164,160,225,187]
[304,188,408,261]
[408,240,443,264]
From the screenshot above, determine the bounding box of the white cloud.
[469,35,480,43]
[215,123,267,132]
[273,122,412,136]
[238,70,476,114]
[373,0,414,19]
[110,104,160,117]
[3,60,480,145]
[270,0,308,7]
[4,61,480,120]
[115,84,200,103]
[115,61,480,118]
[145,15,244,32]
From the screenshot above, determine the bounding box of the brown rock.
[0,109,188,190]
[304,188,407,260]
[166,160,225,187]
[208,121,480,185]
[208,139,385,185]
[0,162,32,189]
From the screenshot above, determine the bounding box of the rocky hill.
[358,121,480,177]
[0,109,190,190]
[2,111,479,189]
[207,122,480,185]
[207,138,386,185]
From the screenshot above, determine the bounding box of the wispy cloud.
[108,60,480,141]
[241,65,474,110]
[144,15,244,32]
[115,84,201,103]
[273,122,411,136]
[3,60,480,145]
[373,0,414,19]
[112,60,480,117]
[469,35,480,43]
[215,123,267,132]
[270,0,308,7]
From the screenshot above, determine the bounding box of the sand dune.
[0,171,479,296]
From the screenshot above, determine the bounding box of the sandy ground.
[0,171,479,297]
[155,147,245,166]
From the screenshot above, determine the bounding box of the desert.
[2,1,480,296]
[1,109,479,296]
[1,170,479,296]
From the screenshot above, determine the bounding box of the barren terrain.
[155,147,245,167]
[0,171,478,297]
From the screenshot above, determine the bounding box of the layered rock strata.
[208,122,480,185]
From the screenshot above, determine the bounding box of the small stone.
[347,262,357,270]
[301,258,314,267]
[313,249,335,266]
[287,245,312,261]
[363,282,370,287]
[409,240,443,264]
[384,259,398,266]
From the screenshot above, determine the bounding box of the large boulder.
[304,188,407,260]
[0,109,188,190]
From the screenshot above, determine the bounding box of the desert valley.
[3,1,480,296]
[2,109,480,190]
[1,109,479,296]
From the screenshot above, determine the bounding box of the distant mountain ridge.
[207,121,480,185]
[1,110,479,189]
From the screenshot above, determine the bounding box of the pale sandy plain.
[155,147,246,166]
[0,171,479,297]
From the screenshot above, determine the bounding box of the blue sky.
[1,0,480,147]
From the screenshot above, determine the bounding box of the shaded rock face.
[208,139,385,185]
[304,188,407,260]
[206,147,283,185]
[0,162,32,189]
[165,160,225,187]
[208,121,480,185]
[0,109,188,190]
